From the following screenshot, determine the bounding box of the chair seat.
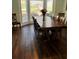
[12,22,21,27]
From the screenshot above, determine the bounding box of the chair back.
[57,13,66,22]
[32,16,40,31]
[58,13,65,17]
[12,13,17,22]
[58,13,67,24]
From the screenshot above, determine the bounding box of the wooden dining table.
[34,15,67,43]
[32,15,67,58]
[35,15,67,29]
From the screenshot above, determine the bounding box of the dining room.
[12,0,67,59]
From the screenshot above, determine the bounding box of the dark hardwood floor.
[12,25,67,59]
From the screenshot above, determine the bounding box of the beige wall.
[12,0,22,23]
[53,0,67,15]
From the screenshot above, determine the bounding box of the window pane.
[47,0,53,15]
[21,0,26,16]
[21,0,28,23]
[30,0,43,16]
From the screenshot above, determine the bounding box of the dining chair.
[57,13,65,22]
[32,16,40,32]
[63,18,67,24]
[58,13,67,24]
[12,13,21,28]
[58,13,65,17]
[32,16,44,37]
[32,16,50,43]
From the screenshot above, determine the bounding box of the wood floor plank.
[12,25,67,59]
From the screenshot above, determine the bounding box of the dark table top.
[35,16,67,29]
